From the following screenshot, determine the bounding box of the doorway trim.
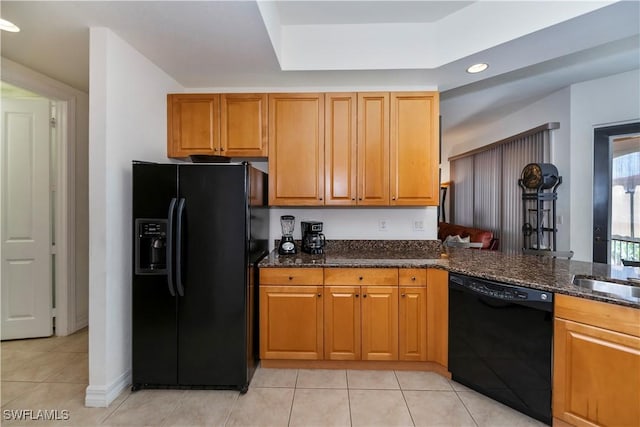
[1,58,82,335]
[592,121,640,264]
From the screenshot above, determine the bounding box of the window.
[449,123,556,253]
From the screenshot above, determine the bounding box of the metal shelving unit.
[520,164,562,252]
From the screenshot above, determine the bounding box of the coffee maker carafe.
[301,221,325,254]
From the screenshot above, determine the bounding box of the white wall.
[268,207,438,250]
[86,27,182,407]
[569,69,640,261]
[441,68,640,261]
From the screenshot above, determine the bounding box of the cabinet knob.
[214,148,218,152]
[392,196,396,200]
[359,198,363,201]
[288,276,293,280]
[352,198,355,201]
[355,294,360,298]
[317,293,322,297]
[319,197,323,201]
[411,277,416,281]
[359,276,363,281]
[221,147,225,152]
[401,293,406,297]
[363,294,367,298]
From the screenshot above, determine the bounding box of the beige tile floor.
[1,330,546,426]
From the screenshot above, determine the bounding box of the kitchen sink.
[572,276,640,303]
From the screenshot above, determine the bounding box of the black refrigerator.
[131,161,268,392]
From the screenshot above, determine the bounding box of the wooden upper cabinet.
[167,94,220,158]
[357,93,390,206]
[390,92,440,206]
[220,94,268,157]
[268,94,325,206]
[325,93,357,205]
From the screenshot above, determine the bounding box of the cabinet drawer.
[325,268,398,286]
[260,268,323,285]
[399,269,427,287]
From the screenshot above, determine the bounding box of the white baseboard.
[85,370,131,408]
[74,314,89,332]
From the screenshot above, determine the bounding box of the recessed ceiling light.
[466,63,488,74]
[0,18,20,33]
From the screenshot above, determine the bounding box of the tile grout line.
[97,386,132,425]
[224,391,241,427]
[345,370,355,427]
[157,389,189,427]
[223,389,242,427]
[451,384,480,427]
[394,370,417,427]
[286,369,299,427]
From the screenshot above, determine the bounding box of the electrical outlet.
[413,219,424,231]
[378,219,388,231]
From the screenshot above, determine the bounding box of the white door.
[1,97,52,340]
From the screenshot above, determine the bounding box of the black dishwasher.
[448,273,553,425]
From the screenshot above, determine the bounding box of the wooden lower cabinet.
[553,294,640,427]
[426,269,448,367]
[324,286,361,360]
[260,267,447,367]
[324,268,399,361]
[259,285,323,360]
[399,286,427,361]
[324,285,399,361]
[361,286,398,360]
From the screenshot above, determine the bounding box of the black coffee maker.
[301,221,325,254]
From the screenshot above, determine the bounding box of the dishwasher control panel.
[451,274,553,303]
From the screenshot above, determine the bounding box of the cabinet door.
[553,318,640,427]
[390,92,439,206]
[325,93,357,205]
[426,269,448,367]
[361,286,398,360]
[259,286,323,360]
[167,94,220,158]
[324,286,361,360]
[268,94,325,205]
[220,94,268,157]
[357,93,389,206]
[399,286,427,361]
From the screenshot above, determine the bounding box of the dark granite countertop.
[259,240,640,309]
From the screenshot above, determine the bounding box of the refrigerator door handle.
[176,198,186,297]
[166,198,177,297]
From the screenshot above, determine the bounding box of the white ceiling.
[274,1,474,24]
[1,1,638,135]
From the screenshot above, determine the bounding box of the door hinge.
[50,117,57,128]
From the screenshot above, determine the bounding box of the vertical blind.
[449,123,556,253]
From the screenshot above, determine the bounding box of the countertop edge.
[258,251,640,309]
